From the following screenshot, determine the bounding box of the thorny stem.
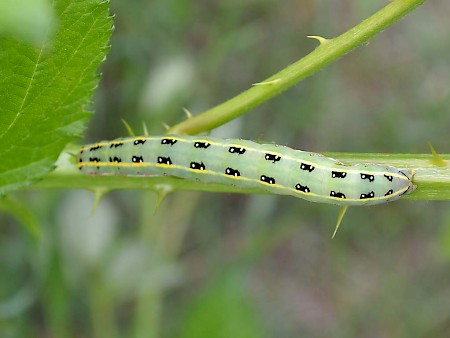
[167,0,428,135]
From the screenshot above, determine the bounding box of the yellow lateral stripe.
[78,161,409,202]
[80,136,410,181]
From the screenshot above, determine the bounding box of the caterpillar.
[77,135,416,207]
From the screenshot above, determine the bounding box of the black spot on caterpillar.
[360,191,375,199]
[134,139,147,145]
[384,174,393,182]
[157,156,172,165]
[109,156,122,163]
[89,157,101,169]
[300,163,315,172]
[385,189,394,196]
[161,138,177,146]
[225,167,240,177]
[229,146,246,155]
[194,141,211,149]
[110,142,124,148]
[265,153,281,163]
[132,156,144,163]
[260,175,275,184]
[89,145,103,151]
[295,184,310,193]
[190,161,205,170]
[330,191,346,199]
[360,173,375,182]
[331,171,347,179]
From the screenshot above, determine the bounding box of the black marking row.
[82,155,397,200]
[86,138,396,184]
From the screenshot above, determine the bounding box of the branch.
[30,152,450,201]
[168,0,428,135]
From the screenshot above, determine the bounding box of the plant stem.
[133,192,199,337]
[167,0,428,135]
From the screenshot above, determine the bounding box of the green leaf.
[0,0,54,45]
[0,0,113,195]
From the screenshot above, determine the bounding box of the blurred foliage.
[0,0,54,45]
[2,0,450,337]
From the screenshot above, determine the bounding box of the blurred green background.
[2,0,450,337]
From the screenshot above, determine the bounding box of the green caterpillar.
[77,135,416,207]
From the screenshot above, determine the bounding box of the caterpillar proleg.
[77,135,415,206]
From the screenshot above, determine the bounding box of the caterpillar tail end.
[332,206,348,239]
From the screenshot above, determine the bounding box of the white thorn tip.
[332,206,348,239]
[307,35,329,45]
[252,78,281,86]
[182,107,193,119]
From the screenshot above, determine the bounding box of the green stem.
[132,193,199,337]
[31,153,450,200]
[89,269,118,338]
[167,0,428,135]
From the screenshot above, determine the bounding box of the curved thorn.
[90,188,109,216]
[252,78,282,86]
[162,122,171,131]
[121,119,135,137]
[183,107,193,119]
[142,121,149,136]
[307,35,329,45]
[332,206,348,239]
[428,142,446,167]
[154,184,174,214]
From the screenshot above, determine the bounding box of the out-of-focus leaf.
[0,0,54,45]
[0,197,40,238]
[180,272,265,338]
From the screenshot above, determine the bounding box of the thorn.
[154,184,174,214]
[307,35,329,45]
[252,78,281,86]
[142,121,149,136]
[428,142,446,167]
[182,107,193,119]
[161,122,170,131]
[332,206,348,239]
[90,188,109,216]
[121,119,135,137]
